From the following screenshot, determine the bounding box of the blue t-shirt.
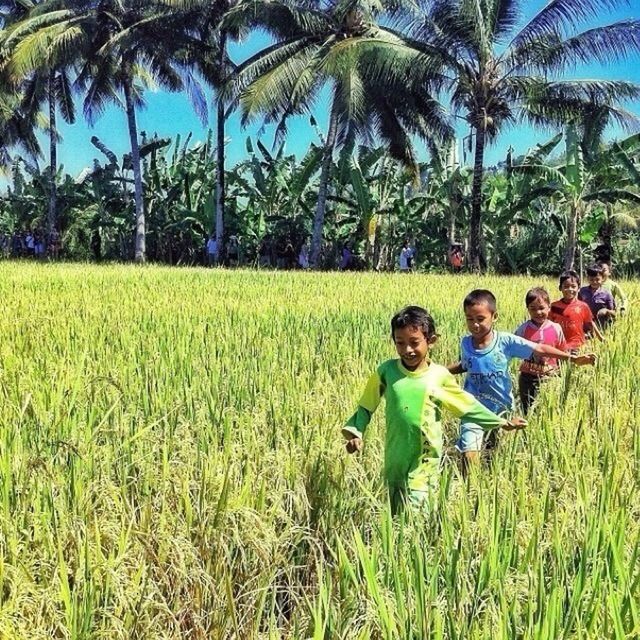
[460,331,535,415]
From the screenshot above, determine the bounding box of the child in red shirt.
[550,270,604,352]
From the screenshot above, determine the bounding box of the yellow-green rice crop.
[0,263,639,639]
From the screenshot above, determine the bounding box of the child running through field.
[578,263,616,328]
[599,261,628,316]
[342,306,526,513]
[550,270,604,351]
[449,290,595,469]
[515,288,567,414]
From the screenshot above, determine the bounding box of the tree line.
[1,0,640,272]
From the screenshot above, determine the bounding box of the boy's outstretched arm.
[533,343,596,365]
[447,361,465,375]
[435,370,526,433]
[589,322,605,342]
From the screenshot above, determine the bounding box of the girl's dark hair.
[391,306,436,339]
[463,289,497,313]
[525,287,550,306]
[559,269,580,288]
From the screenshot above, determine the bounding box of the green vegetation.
[1,0,640,271]
[0,264,638,638]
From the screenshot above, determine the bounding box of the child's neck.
[563,295,577,304]
[531,318,547,327]
[402,357,429,372]
[472,329,494,349]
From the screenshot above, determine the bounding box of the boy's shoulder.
[377,359,398,374]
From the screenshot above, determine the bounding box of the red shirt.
[549,298,593,350]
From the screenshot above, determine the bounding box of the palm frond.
[510,0,623,50]
[55,67,75,124]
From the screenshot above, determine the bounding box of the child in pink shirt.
[515,287,567,414]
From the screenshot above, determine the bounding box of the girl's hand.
[571,353,596,366]
[345,437,363,454]
[503,417,527,431]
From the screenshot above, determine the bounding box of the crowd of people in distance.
[0,229,61,260]
[342,261,627,513]
[204,234,464,273]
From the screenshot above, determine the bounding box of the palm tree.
[225,0,452,266]
[6,0,209,262]
[187,0,242,269]
[1,1,80,240]
[511,123,640,270]
[393,0,640,271]
[0,88,42,171]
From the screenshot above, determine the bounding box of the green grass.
[0,263,638,639]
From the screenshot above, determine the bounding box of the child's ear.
[492,312,498,323]
[428,334,438,346]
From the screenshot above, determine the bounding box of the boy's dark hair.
[586,263,604,277]
[525,287,550,306]
[391,306,436,339]
[463,289,497,313]
[559,269,580,288]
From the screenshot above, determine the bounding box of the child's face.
[588,273,603,289]
[560,278,579,301]
[393,325,432,370]
[464,302,497,341]
[527,298,550,325]
[601,264,611,280]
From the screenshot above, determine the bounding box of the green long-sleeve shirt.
[343,359,507,493]
[601,279,628,312]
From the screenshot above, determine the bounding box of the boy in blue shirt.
[448,290,595,470]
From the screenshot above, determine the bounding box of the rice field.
[0,263,638,639]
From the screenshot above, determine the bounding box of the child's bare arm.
[503,417,527,431]
[533,343,596,365]
[447,361,465,375]
[590,322,605,342]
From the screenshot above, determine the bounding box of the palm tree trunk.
[564,202,578,270]
[215,31,227,261]
[310,100,338,268]
[469,127,486,272]
[48,70,57,244]
[124,76,145,263]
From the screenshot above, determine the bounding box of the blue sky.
[21,1,640,178]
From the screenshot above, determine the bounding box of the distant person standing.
[25,231,35,258]
[298,240,310,269]
[11,232,23,257]
[48,228,61,260]
[226,235,239,267]
[448,243,464,272]
[34,234,46,260]
[339,242,353,270]
[599,261,628,316]
[399,240,414,272]
[206,234,218,266]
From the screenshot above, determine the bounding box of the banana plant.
[511,125,640,270]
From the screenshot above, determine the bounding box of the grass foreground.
[0,263,639,639]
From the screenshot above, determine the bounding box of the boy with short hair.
[578,263,616,327]
[550,270,604,350]
[599,261,628,316]
[515,287,566,414]
[342,305,526,513]
[449,290,595,467]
